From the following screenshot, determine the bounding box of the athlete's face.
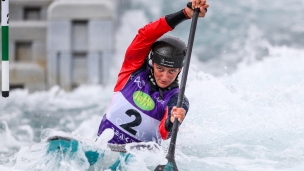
[152,63,181,89]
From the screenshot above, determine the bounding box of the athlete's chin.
[157,83,169,89]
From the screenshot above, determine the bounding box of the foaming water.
[0,85,112,166]
[172,46,304,170]
[130,0,304,75]
[1,46,304,170]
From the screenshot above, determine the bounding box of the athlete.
[97,0,208,155]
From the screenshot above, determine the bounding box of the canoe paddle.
[155,7,201,171]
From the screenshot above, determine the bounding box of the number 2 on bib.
[119,109,142,135]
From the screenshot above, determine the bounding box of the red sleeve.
[159,107,170,140]
[114,17,173,92]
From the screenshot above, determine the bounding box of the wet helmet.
[150,36,187,68]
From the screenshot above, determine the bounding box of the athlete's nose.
[161,71,171,80]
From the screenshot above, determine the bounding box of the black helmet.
[151,36,187,68]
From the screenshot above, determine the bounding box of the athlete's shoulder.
[167,93,190,111]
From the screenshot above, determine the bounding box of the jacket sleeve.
[159,93,190,140]
[114,17,173,92]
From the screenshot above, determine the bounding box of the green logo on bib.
[133,91,155,111]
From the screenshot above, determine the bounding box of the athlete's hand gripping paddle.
[155,8,201,171]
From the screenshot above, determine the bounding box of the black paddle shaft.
[165,8,200,170]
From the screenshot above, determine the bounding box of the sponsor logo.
[112,126,147,143]
[161,58,165,64]
[161,59,174,67]
[155,96,165,104]
[112,127,134,143]
[133,91,155,111]
[134,76,145,88]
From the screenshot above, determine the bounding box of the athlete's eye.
[169,69,178,74]
[157,67,163,71]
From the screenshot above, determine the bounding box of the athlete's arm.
[114,18,172,92]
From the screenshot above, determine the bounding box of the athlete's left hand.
[170,106,186,123]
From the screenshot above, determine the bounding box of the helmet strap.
[148,68,157,86]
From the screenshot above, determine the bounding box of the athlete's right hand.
[185,0,209,18]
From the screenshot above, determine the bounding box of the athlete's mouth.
[159,80,168,84]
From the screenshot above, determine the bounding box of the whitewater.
[1,0,304,170]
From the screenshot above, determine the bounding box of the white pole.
[2,0,9,97]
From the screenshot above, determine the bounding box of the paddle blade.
[154,162,178,171]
